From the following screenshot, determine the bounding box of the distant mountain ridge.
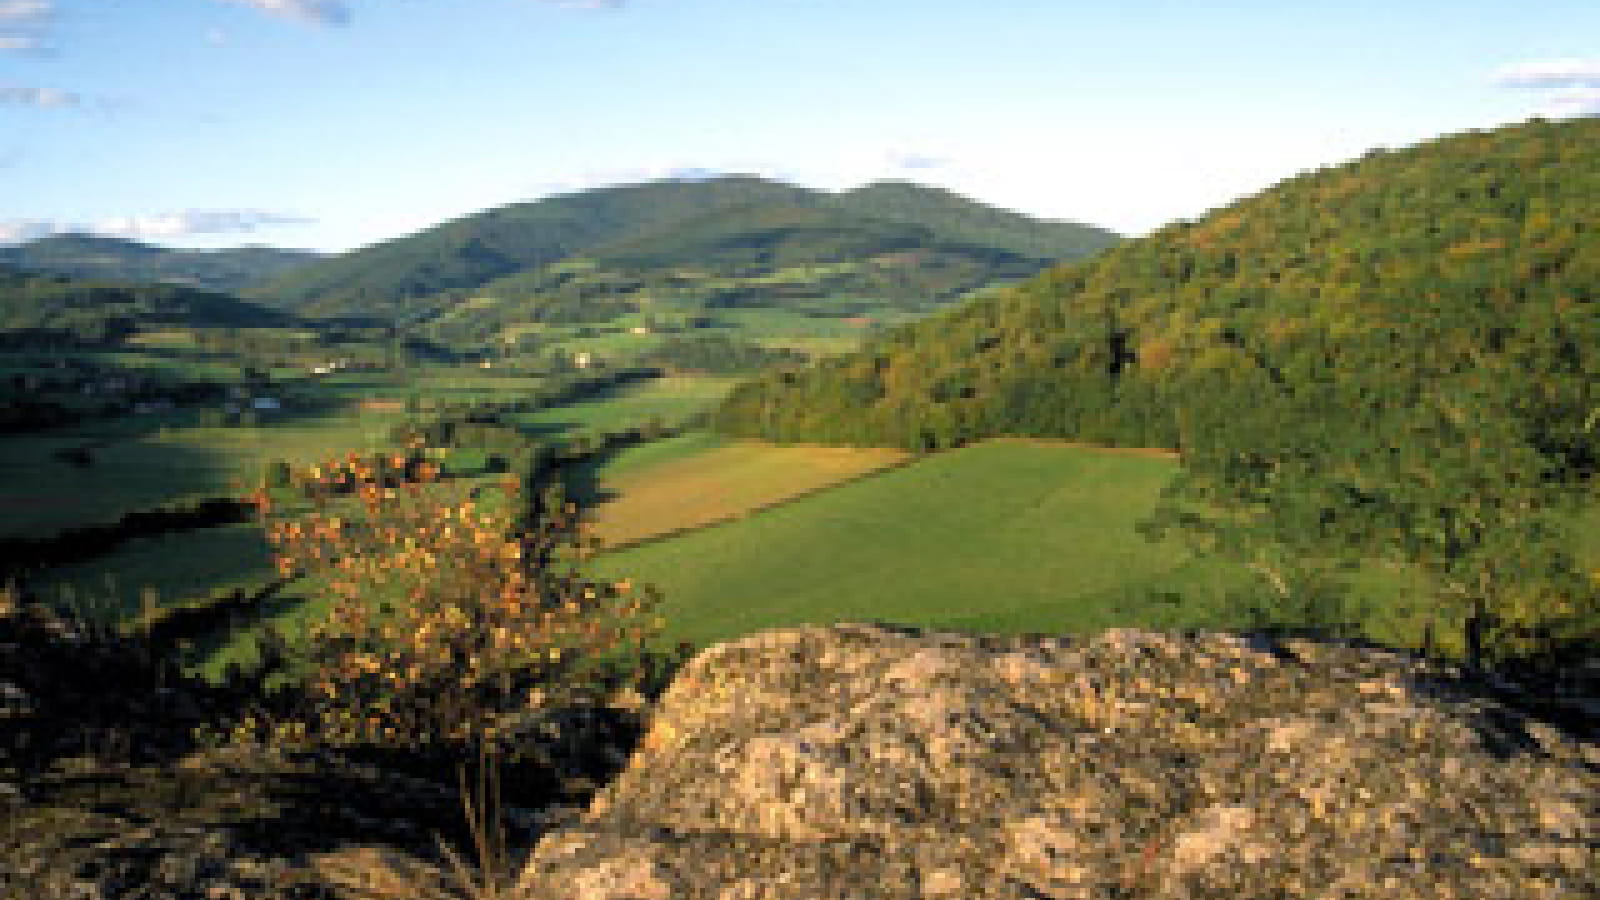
[0,234,322,294]
[824,179,1113,260]
[248,175,1119,325]
[0,264,299,344]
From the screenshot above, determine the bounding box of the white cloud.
[0,0,50,19]
[0,210,314,245]
[214,0,351,27]
[206,26,230,46]
[1492,58,1600,119]
[530,161,794,195]
[1493,58,1600,89]
[1536,86,1600,119]
[887,151,950,171]
[0,0,52,53]
[533,0,626,8]
[93,209,315,239]
[0,83,79,108]
[0,219,55,245]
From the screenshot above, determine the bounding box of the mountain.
[249,176,819,321]
[0,265,299,345]
[824,179,1117,260]
[712,117,1600,663]
[424,199,1053,345]
[0,234,322,294]
[248,175,1118,327]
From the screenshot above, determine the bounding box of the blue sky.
[2,0,1596,252]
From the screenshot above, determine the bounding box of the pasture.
[588,441,1256,653]
[510,375,737,434]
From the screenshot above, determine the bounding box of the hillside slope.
[248,176,818,321]
[0,234,321,294]
[712,117,1600,663]
[249,175,1118,328]
[0,265,298,343]
[714,117,1598,451]
[825,178,1118,260]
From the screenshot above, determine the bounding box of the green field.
[510,375,737,434]
[8,368,740,633]
[588,441,1256,652]
[33,522,276,620]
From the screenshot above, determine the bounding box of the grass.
[587,441,1256,653]
[509,375,737,434]
[32,522,276,620]
[0,406,422,537]
[582,437,909,550]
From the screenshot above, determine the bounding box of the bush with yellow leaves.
[248,451,665,756]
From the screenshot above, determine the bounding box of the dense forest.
[714,116,1600,667]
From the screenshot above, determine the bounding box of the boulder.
[516,623,1598,900]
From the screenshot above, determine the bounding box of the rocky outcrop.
[516,623,1598,900]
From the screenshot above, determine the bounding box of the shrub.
[247,453,665,756]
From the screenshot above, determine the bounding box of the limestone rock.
[516,623,1599,900]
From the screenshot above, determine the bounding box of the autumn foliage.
[247,451,665,754]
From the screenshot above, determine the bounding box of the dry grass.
[585,440,909,550]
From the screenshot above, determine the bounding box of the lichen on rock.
[515,622,1598,900]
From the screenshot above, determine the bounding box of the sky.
[1,0,1596,253]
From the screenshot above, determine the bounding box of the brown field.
[986,436,1182,460]
[586,440,910,550]
[356,399,406,411]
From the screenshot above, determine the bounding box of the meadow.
[587,441,1258,652]
[509,375,737,433]
[13,367,737,621]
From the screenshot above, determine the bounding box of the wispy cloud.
[0,0,54,53]
[0,82,126,116]
[1493,58,1600,89]
[1493,58,1600,118]
[94,209,316,238]
[0,219,56,244]
[0,83,80,108]
[665,166,722,181]
[530,162,782,194]
[887,151,949,171]
[533,0,627,9]
[1535,87,1600,119]
[214,0,351,27]
[0,209,315,245]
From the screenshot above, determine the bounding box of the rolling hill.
[247,175,1119,329]
[0,234,321,294]
[0,265,299,345]
[824,179,1116,260]
[711,116,1600,663]
[248,176,819,321]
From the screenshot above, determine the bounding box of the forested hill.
[0,265,298,345]
[247,174,1117,324]
[0,234,321,294]
[714,117,1598,452]
[713,115,1600,666]
[248,176,819,320]
[824,179,1117,260]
